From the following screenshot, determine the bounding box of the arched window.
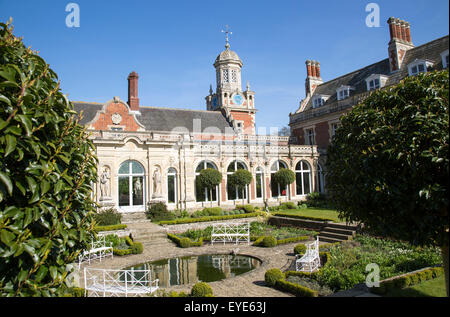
[195,160,218,202]
[316,164,325,193]
[295,161,312,196]
[118,160,145,208]
[255,167,264,199]
[270,160,288,198]
[167,168,177,204]
[226,160,248,201]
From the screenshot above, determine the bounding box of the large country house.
[289,17,449,150]
[74,39,323,213]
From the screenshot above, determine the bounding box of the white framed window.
[316,164,325,193]
[295,161,312,196]
[441,50,449,69]
[365,74,388,92]
[408,59,433,76]
[255,167,264,199]
[167,168,177,205]
[304,128,315,145]
[368,78,380,90]
[330,122,339,139]
[118,160,145,210]
[336,86,354,101]
[312,97,324,108]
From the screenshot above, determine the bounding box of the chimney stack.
[305,60,323,96]
[306,60,321,78]
[387,18,414,72]
[387,17,413,44]
[127,71,139,112]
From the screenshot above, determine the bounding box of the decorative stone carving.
[152,166,163,198]
[112,113,122,125]
[99,166,111,199]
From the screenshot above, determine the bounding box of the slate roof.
[72,102,103,125]
[71,102,234,134]
[301,35,449,112]
[137,106,233,133]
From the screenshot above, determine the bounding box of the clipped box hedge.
[272,212,334,223]
[113,236,144,256]
[253,235,311,247]
[275,279,318,297]
[370,266,444,295]
[159,212,263,225]
[94,224,128,232]
[167,233,203,248]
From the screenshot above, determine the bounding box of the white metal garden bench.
[295,237,320,273]
[211,222,250,245]
[78,236,113,268]
[84,267,159,297]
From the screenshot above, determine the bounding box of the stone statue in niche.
[100,166,111,199]
[152,167,163,198]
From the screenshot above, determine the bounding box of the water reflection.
[125,254,261,287]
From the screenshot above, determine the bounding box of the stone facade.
[74,41,324,213]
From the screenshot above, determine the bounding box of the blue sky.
[1,0,449,132]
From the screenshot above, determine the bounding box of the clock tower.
[206,26,257,135]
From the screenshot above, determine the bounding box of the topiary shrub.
[191,282,214,297]
[0,20,98,297]
[236,204,255,213]
[131,242,144,254]
[265,269,285,287]
[179,238,191,248]
[261,236,277,248]
[280,202,297,210]
[272,168,295,188]
[94,207,122,226]
[146,202,174,222]
[294,244,307,255]
[202,207,222,216]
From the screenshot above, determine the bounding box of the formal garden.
[0,20,448,298]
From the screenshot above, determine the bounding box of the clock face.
[212,96,218,108]
[232,94,244,106]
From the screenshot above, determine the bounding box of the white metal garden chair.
[295,237,320,273]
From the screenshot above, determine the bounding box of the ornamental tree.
[273,168,295,187]
[197,168,222,206]
[0,20,98,296]
[325,70,449,295]
[228,169,253,204]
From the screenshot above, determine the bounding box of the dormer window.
[313,98,323,108]
[336,86,354,101]
[365,74,388,92]
[312,95,329,108]
[408,59,433,76]
[441,50,449,69]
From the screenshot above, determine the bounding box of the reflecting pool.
[124,254,261,287]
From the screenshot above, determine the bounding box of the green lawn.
[274,207,345,223]
[384,275,447,297]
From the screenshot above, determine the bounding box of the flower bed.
[264,235,443,297]
[103,234,144,256]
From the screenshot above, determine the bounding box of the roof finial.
[222,25,232,49]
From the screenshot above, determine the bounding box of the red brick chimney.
[387,17,414,72]
[305,60,323,96]
[127,71,139,111]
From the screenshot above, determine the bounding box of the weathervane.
[222,25,232,49]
